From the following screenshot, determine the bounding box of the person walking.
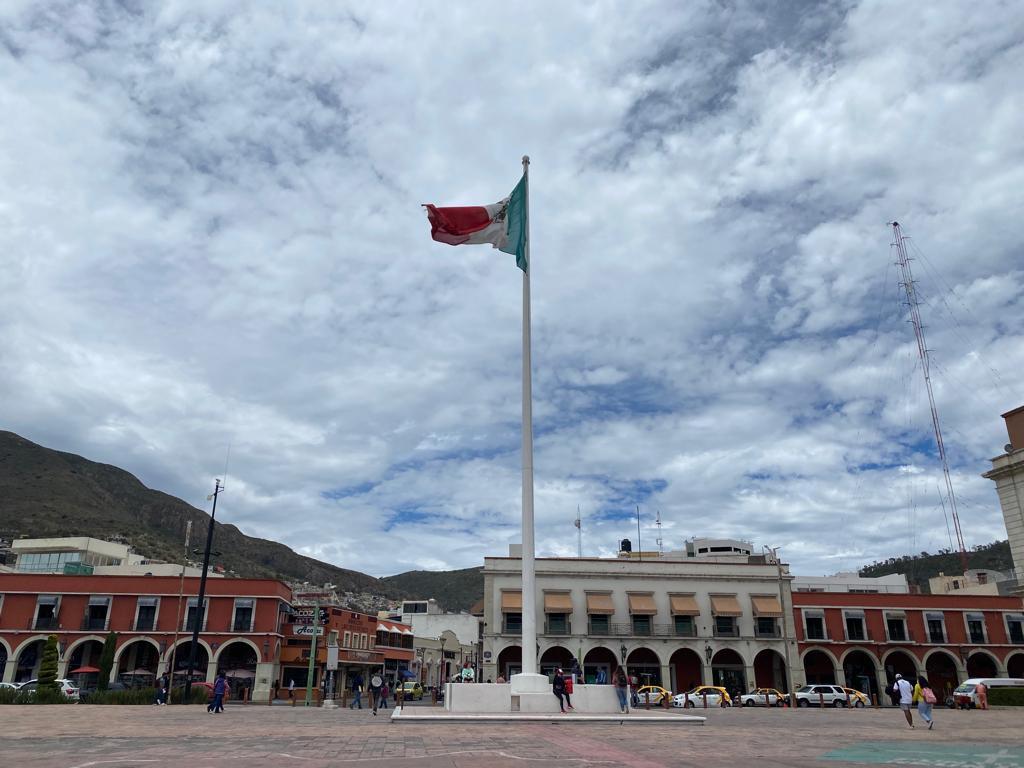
[288,679,295,700]
[369,673,383,716]
[349,673,364,709]
[892,674,914,728]
[379,680,390,709]
[913,675,936,730]
[614,667,629,713]
[976,681,988,710]
[552,668,573,713]
[208,671,227,714]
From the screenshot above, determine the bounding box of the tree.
[38,634,60,692]
[97,631,118,691]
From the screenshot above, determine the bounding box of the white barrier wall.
[444,683,626,714]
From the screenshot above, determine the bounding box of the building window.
[886,614,907,642]
[1007,615,1024,644]
[755,617,779,638]
[588,614,610,635]
[135,598,158,631]
[844,613,866,641]
[804,614,826,640]
[977,572,989,584]
[966,614,986,644]
[34,596,60,630]
[184,598,206,632]
[926,613,946,644]
[343,631,351,647]
[503,612,522,634]
[232,599,254,632]
[632,615,652,636]
[714,616,738,638]
[361,633,368,649]
[673,615,696,637]
[545,613,569,635]
[84,596,111,631]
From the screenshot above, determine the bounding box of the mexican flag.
[424,174,528,272]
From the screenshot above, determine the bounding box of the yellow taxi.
[632,684,672,706]
[738,687,787,707]
[672,685,732,708]
[840,687,869,707]
[401,682,424,700]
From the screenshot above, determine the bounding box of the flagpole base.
[509,673,549,695]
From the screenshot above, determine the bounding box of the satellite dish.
[1006,443,1014,453]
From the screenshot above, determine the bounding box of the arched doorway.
[217,641,258,700]
[583,646,617,684]
[669,648,703,692]
[0,642,9,683]
[883,650,918,689]
[496,646,521,681]
[539,646,574,679]
[754,649,787,692]
[711,649,745,694]
[803,650,837,684]
[15,639,46,683]
[925,651,960,702]
[1006,653,1024,679]
[967,652,998,679]
[627,647,662,687]
[66,638,105,690]
[169,641,209,685]
[842,650,879,701]
[116,639,161,687]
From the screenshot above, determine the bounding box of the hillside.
[858,540,1013,592]
[0,430,403,598]
[381,566,484,613]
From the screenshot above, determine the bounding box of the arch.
[753,649,787,692]
[13,636,49,683]
[539,645,574,677]
[64,635,106,664]
[1006,652,1024,679]
[213,637,261,665]
[582,646,617,684]
[496,645,521,681]
[626,647,662,687]
[166,639,210,683]
[711,648,746,693]
[65,638,106,688]
[215,640,259,698]
[669,648,703,692]
[842,649,880,701]
[116,638,162,685]
[882,649,919,683]
[802,649,838,685]
[163,637,213,663]
[966,650,999,678]
[923,649,960,701]
[0,640,8,683]
[0,636,11,661]
[115,636,162,665]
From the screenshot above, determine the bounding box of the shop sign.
[293,625,324,636]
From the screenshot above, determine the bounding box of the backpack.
[922,687,937,704]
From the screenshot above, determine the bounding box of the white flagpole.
[519,154,537,677]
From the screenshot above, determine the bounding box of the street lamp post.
[185,479,223,701]
[764,545,796,707]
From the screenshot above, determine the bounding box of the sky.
[2,1,1023,579]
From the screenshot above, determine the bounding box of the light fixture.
[619,643,627,663]
[159,639,168,655]
[704,643,712,665]
[262,639,271,659]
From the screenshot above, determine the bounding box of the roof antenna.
[655,510,664,555]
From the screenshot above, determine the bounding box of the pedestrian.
[380,680,389,709]
[369,673,383,716]
[552,668,573,713]
[349,673,364,709]
[596,667,607,685]
[613,667,629,713]
[913,675,936,730]
[892,674,914,728]
[496,675,506,684]
[570,657,583,681]
[208,671,227,714]
[976,681,988,710]
[154,674,168,705]
[288,679,295,700]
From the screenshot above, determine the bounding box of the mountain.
[381,566,484,613]
[858,540,1013,592]
[0,430,404,598]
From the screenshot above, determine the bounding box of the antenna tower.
[655,510,664,554]
[891,221,968,573]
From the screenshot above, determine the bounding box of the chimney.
[619,538,632,553]
[1002,405,1024,452]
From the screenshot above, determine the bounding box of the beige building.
[984,405,1024,589]
[482,550,800,695]
[928,569,1006,596]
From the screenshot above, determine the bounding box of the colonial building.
[0,572,290,701]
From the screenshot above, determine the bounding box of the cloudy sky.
[2,1,1022,578]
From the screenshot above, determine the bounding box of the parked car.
[632,685,672,706]
[78,682,128,701]
[738,687,786,707]
[840,687,869,707]
[673,686,731,708]
[402,682,424,700]
[0,682,19,690]
[18,678,80,700]
[953,678,1024,709]
[794,684,849,707]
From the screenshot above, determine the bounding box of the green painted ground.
[823,741,1024,767]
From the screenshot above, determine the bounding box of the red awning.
[69,666,101,674]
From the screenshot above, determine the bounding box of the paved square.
[1,704,1021,768]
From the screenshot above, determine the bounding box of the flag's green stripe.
[499,174,528,272]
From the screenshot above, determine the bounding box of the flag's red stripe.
[425,205,492,245]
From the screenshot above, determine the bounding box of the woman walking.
[913,675,936,730]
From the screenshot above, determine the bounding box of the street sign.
[294,625,324,636]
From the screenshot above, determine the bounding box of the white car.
[738,688,786,707]
[794,684,848,707]
[0,682,19,691]
[672,686,731,708]
[17,678,80,700]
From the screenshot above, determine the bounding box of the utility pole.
[185,479,222,700]
[167,520,192,701]
[305,600,321,706]
[765,546,796,707]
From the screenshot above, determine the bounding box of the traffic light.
[319,608,329,625]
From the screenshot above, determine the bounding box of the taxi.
[631,684,672,706]
[673,685,732,707]
[738,687,786,707]
[401,681,424,700]
[840,687,869,707]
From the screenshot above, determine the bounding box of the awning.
[627,593,657,616]
[544,592,573,613]
[751,596,783,618]
[586,593,614,615]
[669,595,700,616]
[501,591,522,611]
[402,627,414,636]
[710,595,742,617]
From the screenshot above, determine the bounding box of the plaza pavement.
[1,702,1022,768]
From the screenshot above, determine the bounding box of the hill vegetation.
[381,566,484,613]
[858,540,1013,592]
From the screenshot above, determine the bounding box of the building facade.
[984,404,1024,584]
[0,573,290,701]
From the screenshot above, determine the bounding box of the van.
[952,678,1024,709]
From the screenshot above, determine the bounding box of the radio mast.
[891,221,968,574]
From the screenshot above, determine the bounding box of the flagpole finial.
[522,155,530,165]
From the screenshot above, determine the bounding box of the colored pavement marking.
[823,741,1024,767]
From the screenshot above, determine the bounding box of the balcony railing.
[81,617,108,631]
[502,622,522,635]
[713,626,739,638]
[33,616,59,630]
[134,619,155,632]
[543,621,572,636]
[754,626,781,639]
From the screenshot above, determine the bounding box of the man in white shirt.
[892,674,914,728]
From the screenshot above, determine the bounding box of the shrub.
[37,635,60,693]
[0,686,72,705]
[81,686,207,705]
[989,687,1024,707]
[97,631,118,692]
